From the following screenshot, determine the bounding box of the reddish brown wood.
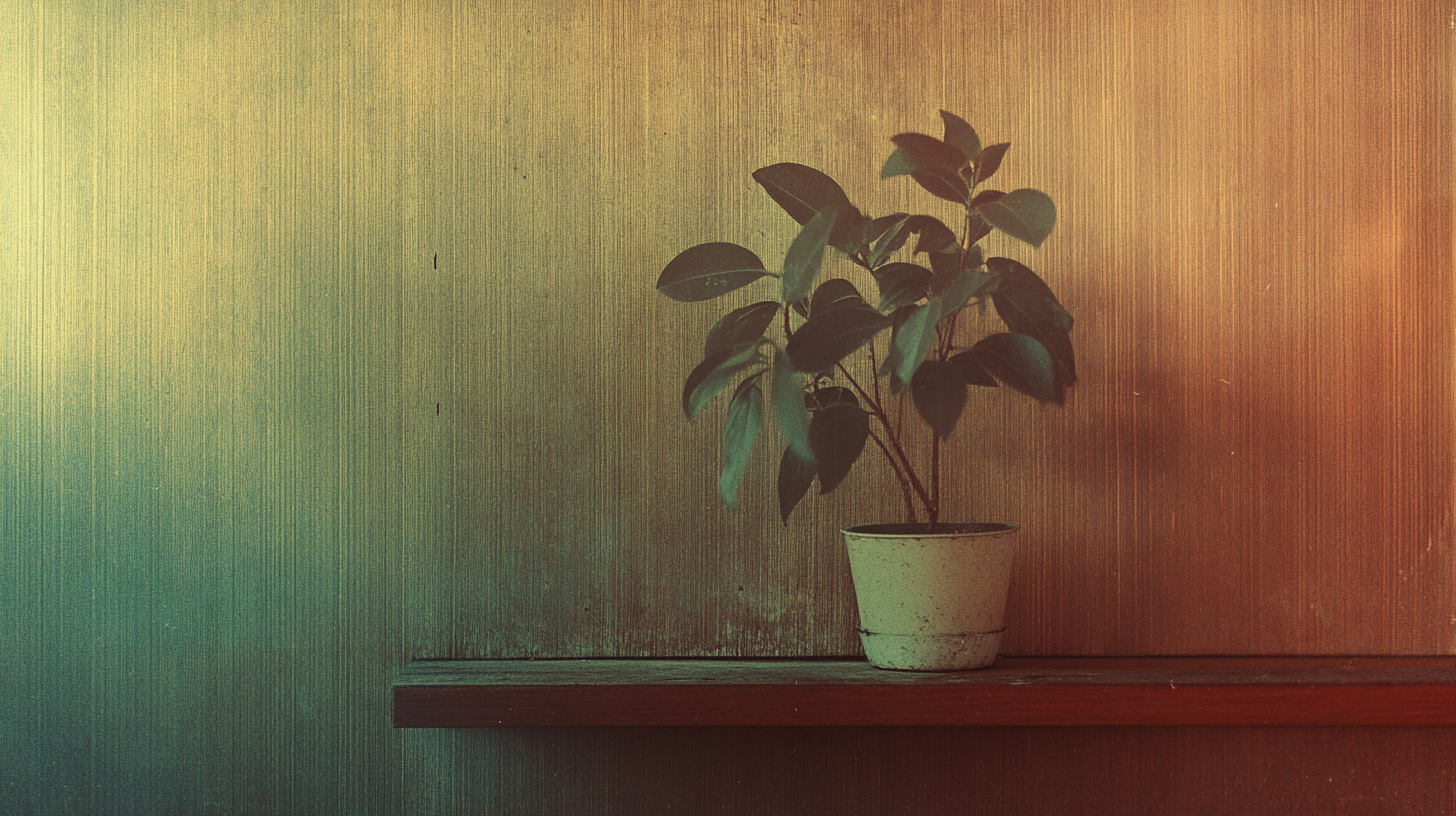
[392,657,1456,728]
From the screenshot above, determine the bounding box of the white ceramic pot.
[843,522,1018,671]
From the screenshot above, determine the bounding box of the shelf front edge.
[393,681,1456,728]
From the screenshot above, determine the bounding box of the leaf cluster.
[655,111,1076,525]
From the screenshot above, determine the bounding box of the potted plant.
[655,111,1075,670]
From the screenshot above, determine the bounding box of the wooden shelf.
[392,656,1455,728]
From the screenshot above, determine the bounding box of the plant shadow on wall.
[655,111,1079,671]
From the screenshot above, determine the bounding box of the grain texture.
[1,1,1450,814]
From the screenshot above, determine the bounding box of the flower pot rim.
[842,522,1018,538]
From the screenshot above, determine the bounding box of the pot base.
[858,628,1005,672]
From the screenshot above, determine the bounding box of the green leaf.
[950,350,999,388]
[751,163,851,225]
[828,205,869,256]
[886,304,919,330]
[987,257,1076,393]
[987,257,1073,331]
[865,213,912,267]
[940,111,982,159]
[682,343,761,418]
[881,299,940,393]
[964,244,984,272]
[704,301,781,359]
[785,306,891,373]
[777,446,817,525]
[892,132,968,170]
[657,243,770,302]
[909,171,969,206]
[771,348,814,465]
[781,204,842,305]
[719,377,766,507]
[972,333,1058,403]
[978,188,1057,248]
[911,359,969,438]
[808,402,869,494]
[974,142,1010,184]
[927,251,964,295]
[809,278,868,316]
[879,148,915,179]
[939,266,993,317]
[872,262,932,312]
[864,212,909,244]
[967,189,1006,209]
[884,134,969,203]
[751,163,862,254]
[964,210,993,246]
[905,215,958,255]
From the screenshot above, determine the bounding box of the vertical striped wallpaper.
[1,2,1450,813]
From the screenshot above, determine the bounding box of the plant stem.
[868,339,884,410]
[836,362,934,515]
[930,432,941,530]
[868,429,918,523]
[941,309,957,358]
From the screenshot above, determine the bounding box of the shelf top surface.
[395,656,1455,688]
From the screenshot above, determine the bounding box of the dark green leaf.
[939,266,993,316]
[808,401,869,494]
[704,301,780,359]
[978,188,1057,248]
[809,278,868,316]
[950,350,999,387]
[972,333,1058,403]
[785,307,891,373]
[891,132,968,171]
[911,359,968,437]
[987,257,1076,391]
[964,211,993,246]
[880,148,915,179]
[964,244,984,272]
[752,163,864,255]
[806,385,858,410]
[781,204,842,305]
[657,242,769,302]
[974,142,1010,184]
[905,215,958,255]
[771,348,814,465]
[987,257,1073,331]
[927,251,965,295]
[872,262,932,311]
[777,446,817,525]
[865,213,912,267]
[719,377,766,507]
[829,204,869,256]
[886,304,920,330]
[939,111,982,159]
[884,134,969,203]
[864,212,910,244]
[751,163,852,226]
[682,343,762,418]
[967,189,1006,210]
[881,299,940,393]
[912,172,968,204]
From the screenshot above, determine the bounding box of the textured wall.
[1,1,1451,814]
